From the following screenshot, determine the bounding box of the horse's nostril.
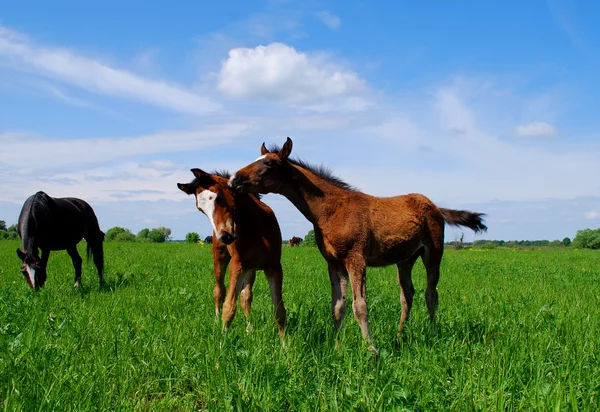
[220,231,237,244]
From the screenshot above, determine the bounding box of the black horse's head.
[16,249,47,289]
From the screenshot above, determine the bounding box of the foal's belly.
[366,237,423,267]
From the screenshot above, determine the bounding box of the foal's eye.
[215,193,225,204]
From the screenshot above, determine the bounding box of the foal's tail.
[439,208,487,234]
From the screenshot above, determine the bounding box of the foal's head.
[228,137,294,194]
[177,169,237,245]
[16,249,47,289]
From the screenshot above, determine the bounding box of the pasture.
[0,241,599,410]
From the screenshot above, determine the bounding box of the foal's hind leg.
[67,246,83,288]
[264,264,287,339]
[240,270,257,333]
[397,252,420,335]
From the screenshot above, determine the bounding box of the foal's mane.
[267,144,356,192]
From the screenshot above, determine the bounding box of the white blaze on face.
[255,154,267,162]
[228,174,236,187]
[196,189,219,233]
[26,264,36,288]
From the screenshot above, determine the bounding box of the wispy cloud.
[316,10,341,29]
[0,124,251,172]
[584,210,598,219]
[514,121,559,137]
[0,25,220,115]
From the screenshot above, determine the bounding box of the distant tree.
[0,230,7,240]
[137,228,151,242]
[549,240,562,247]
[562,237,572,247]
[5,224,18,240]
[453,232,465,250]
[185,232,200,244]
[155,227,172,242]
[0,220,6,231]
[106,227,136,242]
[572,228,600,249]
[148,228,167,243]
[304,230,316,247]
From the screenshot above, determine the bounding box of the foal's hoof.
[245,322,253,334]
[367,345,379,357]
[74,281,82,289]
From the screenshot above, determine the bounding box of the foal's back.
[331,191,444,266]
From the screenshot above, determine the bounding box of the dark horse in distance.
[16,191,105,289]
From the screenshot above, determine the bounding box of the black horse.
[204,235,213,244]
[16,191,105,289]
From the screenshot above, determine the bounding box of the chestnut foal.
[229,138,487,354]
[178,169,286,337]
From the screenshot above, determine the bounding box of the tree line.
[104,226,172,243]
[3,218,600,249]
[0,220,18,240]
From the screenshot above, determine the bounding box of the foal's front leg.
[264,264,287,339]
[67,246,83,288]
[221,263,251,331]
[239,270,257,333]
[345,255,377,355]
[212,241,230,317]
[328,261,349,337]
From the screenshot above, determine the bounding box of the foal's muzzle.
[220,231,237,245]
[228,175,244,191]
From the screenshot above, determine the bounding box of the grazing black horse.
[204,235,213,244]
[16,191,105,289]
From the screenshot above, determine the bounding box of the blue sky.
[1,0,600,242]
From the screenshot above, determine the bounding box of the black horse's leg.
[67,246,83,288]
[39,248,50,288]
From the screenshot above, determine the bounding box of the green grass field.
[1,241,599,410]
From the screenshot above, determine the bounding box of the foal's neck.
[279,164,347,225]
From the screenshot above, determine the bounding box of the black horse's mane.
[267,144,357,191]
[19,191,55,254]
[27,191,54,225]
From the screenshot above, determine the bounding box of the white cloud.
[514,121,559,137]
[0,25,220,115]
[584,211,598,219]
[217,43,366,105]
[316,10,341,29]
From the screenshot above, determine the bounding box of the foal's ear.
[16,248,26,261]
[260,142,269,156]
[278,137,293,160]
[177,183,194,195]
[191,168,208,179]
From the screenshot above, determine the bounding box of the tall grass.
[1,241,599,410]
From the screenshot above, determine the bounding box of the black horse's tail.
[439,208,487,234]
[86,204,105,275]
